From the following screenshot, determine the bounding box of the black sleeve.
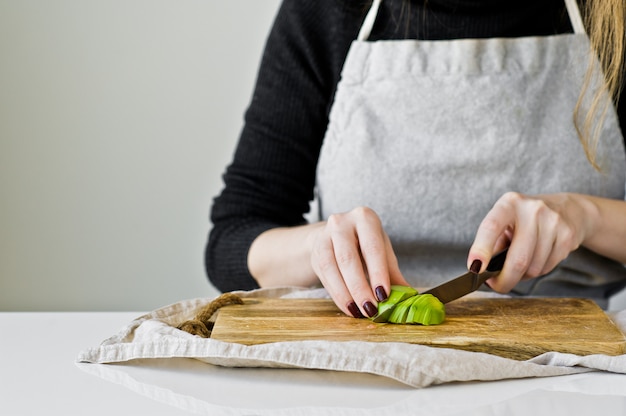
[205,0,363,292]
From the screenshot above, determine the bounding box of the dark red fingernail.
[363,301,378,318]
[470,259,482,274]
[347,302,364,318]
[375,286,388,302]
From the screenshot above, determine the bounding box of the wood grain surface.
[210,297,626,360]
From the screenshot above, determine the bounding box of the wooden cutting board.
[210,297,626,360]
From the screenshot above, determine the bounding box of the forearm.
[248,222,325,288]
[581,194,626,263]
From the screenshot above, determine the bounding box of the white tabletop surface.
[2,312,626,415]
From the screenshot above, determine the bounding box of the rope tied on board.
[177,292,243,338]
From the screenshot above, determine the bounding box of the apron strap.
[564,0,586,35]
[357,0,586,41]
[357,0,382,41]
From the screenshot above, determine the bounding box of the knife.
[421,248,508,304]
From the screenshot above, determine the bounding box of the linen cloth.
[77,287,626,388]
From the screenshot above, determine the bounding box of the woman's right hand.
[308,207,410,318]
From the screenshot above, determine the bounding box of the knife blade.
[422,248,508,304]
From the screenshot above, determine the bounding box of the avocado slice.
[371,285,418,323]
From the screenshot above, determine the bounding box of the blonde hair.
[576,0,626,170]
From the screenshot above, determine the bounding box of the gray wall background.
[3,1,625,311]
[1,0,281,311]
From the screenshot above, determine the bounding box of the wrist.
[303,221,326,257]
[572,193,601,246]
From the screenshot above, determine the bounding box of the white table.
[2,312,626,415]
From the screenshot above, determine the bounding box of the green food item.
[371,285,445,325]
[392,294,445,325]
[388,296,411,323]
[371,285,417,323]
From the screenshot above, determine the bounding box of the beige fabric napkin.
[77,287,626,388]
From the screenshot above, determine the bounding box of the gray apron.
[316,0,626,307]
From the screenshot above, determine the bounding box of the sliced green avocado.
[388,295,413,323]
[371,285,418,323]
[406,294,445,325]
[370,285,445,325]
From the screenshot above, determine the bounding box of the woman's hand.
[467,192,597,293]
[309,207,410,318]
[248,206,409,318]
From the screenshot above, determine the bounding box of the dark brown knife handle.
[486,248,508,272]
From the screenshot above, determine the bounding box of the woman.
[206,0,626,316]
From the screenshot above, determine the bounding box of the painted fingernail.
[375,286,388,302]
[347,302,364,318]
[470,259,482,274]
[363,301,378,318]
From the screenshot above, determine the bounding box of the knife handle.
[486,248,508,272]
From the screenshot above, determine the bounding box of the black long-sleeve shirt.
[206,0,626,293]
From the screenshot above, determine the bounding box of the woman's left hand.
[467,192,595,293]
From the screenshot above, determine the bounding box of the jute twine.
[177,292,243,338]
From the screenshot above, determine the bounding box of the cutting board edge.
[210,297,626,361]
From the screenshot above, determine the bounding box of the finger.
[525,209,560,279]
[384,234,410,287]
[336,249,379,318]
[367,234,409,302]
[494,230,512,253]
[312,230,363,318]
[487,198,540,292]
[486,239,534,293]
[541,224,576,275]
[354,209,394,302]
[329,217,378,318]
[468,192,520,272]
